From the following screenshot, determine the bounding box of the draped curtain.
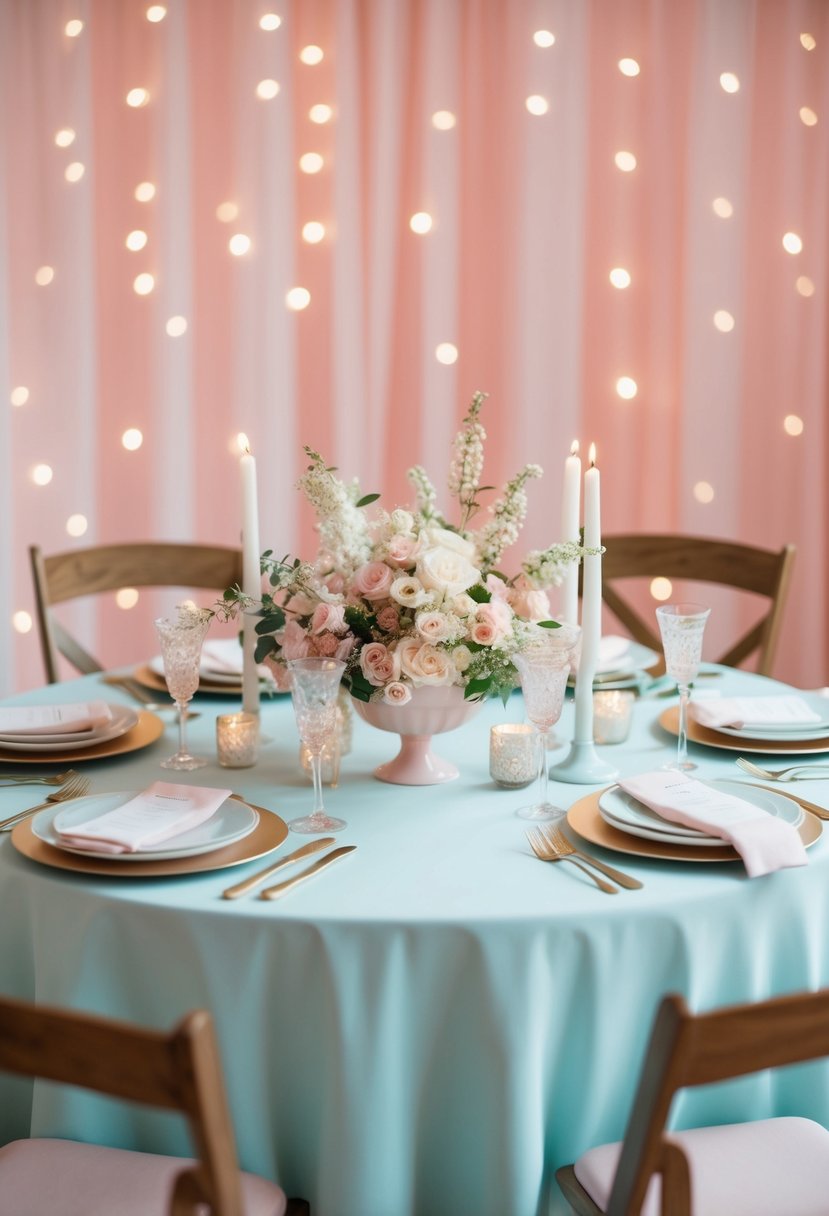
[1,0,827,696]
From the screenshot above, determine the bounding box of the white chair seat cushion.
[0,1138,287,1216]
[573,1116,829,1216]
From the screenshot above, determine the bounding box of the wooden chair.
[595,535,796,676]
[0,995,308,1216]
[30,542,243,683]
[557,988,829,1216]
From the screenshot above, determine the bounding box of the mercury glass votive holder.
[489,723,537,788]
[592,690,635,745]
[216,712,260,768]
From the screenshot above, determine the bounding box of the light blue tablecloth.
[2,668,829,1216]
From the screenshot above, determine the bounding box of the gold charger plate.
[567,787,821,863]
[10,804,288,878]
[133,664,241,697]
[0,711,164,766]
[659,705,829,756]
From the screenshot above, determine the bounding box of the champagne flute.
[513,623,581,820]
[656,602,711,771]
[155,610,212,770]
[287,657,347,834]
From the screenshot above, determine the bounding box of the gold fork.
[526,828,618,894]
[0,771,91,832]
[0,770,73,787]
[543,825,643,890]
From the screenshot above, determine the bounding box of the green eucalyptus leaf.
[467,584,491,604]
[253,636,277,663]
[537,619,562,629]
[355,492,381,509]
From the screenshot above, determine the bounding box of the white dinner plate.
[704,694,829,740]
[0,706,139,753]
[596,639,660,678]
[598,780,803,848]
[33,792,259,861]
[148,654,274,687]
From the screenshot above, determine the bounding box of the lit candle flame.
[570,439,579,456]
[589,442,597,466]
[236,431,250,454]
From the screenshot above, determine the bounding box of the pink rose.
[509,576,550,623]
[385,534,419,568]
[280,619,312,661]
[475,601,512,638]
[383,681,412,705]
[310,602,348,635]
[359,641,400,686]
[376,604,400,633]
[470,619,499,646]
[325,573,346,595]
[312,633,343,657]
[351,561,395,602]
[335,635,357,662]
[415,610,452,642]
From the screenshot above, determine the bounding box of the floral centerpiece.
[223,392,591,706]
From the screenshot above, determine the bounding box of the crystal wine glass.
[154,609,212,770]
[513,622,582,821]
[656,602,711,771]
[287,657,347,834]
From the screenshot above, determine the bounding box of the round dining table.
[2,666,829,1216]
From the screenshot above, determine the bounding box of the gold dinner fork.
[543,825,644,890]
[735,757,829,783]
[526,828,618,894]
[0,770,73,787]
[0,771,90,832]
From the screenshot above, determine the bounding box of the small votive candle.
[216,712,260,767]
[490,723,537,788]
[593,690,635,745]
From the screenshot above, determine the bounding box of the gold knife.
[260,845,356,901]
[221,836,335,899]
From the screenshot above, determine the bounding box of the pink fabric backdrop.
[1,0,827,695]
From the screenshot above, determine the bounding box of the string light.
[229,234,252,256]
[12,612,33,634]
[614,150,637,172]
[609,268,631,289]
[126,230,148,251]
[146,5,167,21]
[66,514,88,537]
[256,79,280,100]
[796,276,815,297]
[712,197,733,218]
[719,72,740,93]
[799,107,818,127]
[650,577,673,601]
[409,212,433,234]
[533,30,555,48]
[64,162,85,182]
[431,110,456,130]
[782,232,803,254]
[10,387,29,407]
[309,104,333,124]
[126,88,150,108]
[526,95,549,116]
[616,376,638,399]
[286,287,311,311]
[618,58,640,76]
[435,343,458,365]
[64,19,83,37]
[302,221,326,243]
[116,588,139,610]
[299,152,324,174]
[135,181,156,202]
[122,428,144,450]
[260,14,282,31]
[693,481,715,504]
[216,201,238,223]
[32,464,53,486]
[784,415,804,436]
[166,316,188,336]
[55,128,76,147]
[35,266,55,286]
[133,273,155,295]
[300,45,324,65]
[713,310,735,332]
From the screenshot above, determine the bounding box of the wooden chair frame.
[557,987,829,1216]
[30,542,243,683]
[591,535,796,676]
[0,996,245,1216]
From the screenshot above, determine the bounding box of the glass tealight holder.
[489,723,537,789]
[216,712,260,768]
[592,690,635,745]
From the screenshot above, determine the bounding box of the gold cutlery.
[0,772,91,832]
[735,757,829,782]
[260,845,356,901]
[526,828,618,893]
[0,770,73,787]
[543,825,643,889]
[221,837,335,899]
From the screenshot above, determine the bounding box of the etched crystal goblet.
[656,602,711,771]
[287,657,347,834]
[155,609,212,770]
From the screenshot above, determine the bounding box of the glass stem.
[537,727,549,807]
[175,701,189,757]
[677,684,690,767]
[310,749,325,818]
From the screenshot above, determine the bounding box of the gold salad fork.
[0,771,90,832]
[0,770,73,787]
[526,828,618,894]
[544,825,643,890]
[735,757,829,782]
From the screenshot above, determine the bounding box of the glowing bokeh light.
[302,221,326,244]
[125,230,148,252]
[609,267,631,289]
[784,414,804,436]
[616,376,638,399]
[693,481,715,504]
[55,128,76,147]
[122,428,144,450]
[309,103,333,124]
[229,233,252,256]
[431,110,456,130]
[409,212,433,234]
[300,45,324,65]
[32,463,53,486]
[10,386,29,407]
[614,150,637,172]
[782,232,803,254]
[126,88,150,108]
[800,33,816,51]
[133,273,155,295]
[216,201,238,223]
[720,72,740,93]
[135,181,156,202]
[650,577,673,601]
[166,315,188,337]
[64,161,85,182]
[66,513,88,537]
[436,343,458,365]
[256,79,280,100]
[713,310,735,332]
[299,152,324,174]
[799,106,818,127]
[533,30,555,48]
[526,95,549,116]
[116,588,140,610]
[35,266,55,286]
[236,432,250,453]
[796,276,815,297]
[286,287,311,311]
[12,611,33,634]
[65,19,83,37]
[712,196,734,218]
[618,58,640,76]
[146,5,167,21]
[260,14,282,31]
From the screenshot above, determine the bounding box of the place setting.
[0,699,164,766]
[132,636,280,698]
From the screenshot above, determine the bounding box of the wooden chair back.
[557,987,829,1216]
[30,542,243,683]
[594,535,796,676]
[0,995,246,1216]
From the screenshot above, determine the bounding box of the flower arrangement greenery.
[222,392,593,703]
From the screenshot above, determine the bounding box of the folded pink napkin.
[617,771,808,878]
[56,781,232,854]
[0,701,113,737]
[691,696,822,731]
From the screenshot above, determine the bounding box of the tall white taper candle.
[240,448,261,714]
[574,446,601,742]
[560,440,581,623]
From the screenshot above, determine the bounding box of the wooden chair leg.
[285,1199,311,1216]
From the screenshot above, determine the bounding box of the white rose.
[398,639,456,686]
[452,645,472,673]
[452,593,477,617]
[390,576,432,608]
[415,610,452,642]
[389,508,415,534]
[422,526,476,561]
[417,546,481,599]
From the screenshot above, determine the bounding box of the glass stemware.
[512,622,582,821]
[656,602,711,771]
[154,609,212,770]
[287,657,347,834]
